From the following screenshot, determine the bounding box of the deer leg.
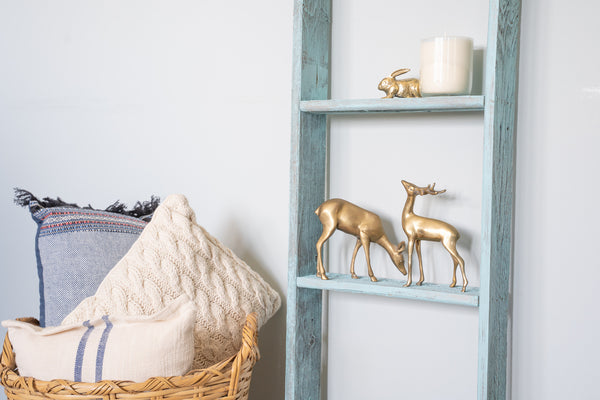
[416,240,425,286]
[359,233,377,282]
[316,225,336,280]
[458,255,467,292]
[450,259,458,288]
[403,239,414,287]
[350,239,362,279]
[442,239,467,291]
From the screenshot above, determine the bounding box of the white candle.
[420,36,473,96]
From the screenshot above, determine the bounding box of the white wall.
[0,2,292,399]
[1,1,599,400]
[513,0,600,398]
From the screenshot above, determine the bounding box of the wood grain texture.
[287,0,520,398]
[300,96,485,114]
[478,0,521,399]
[297,273,479,306]
[286,1,331,399]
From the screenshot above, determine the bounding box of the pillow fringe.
[13,188,160,218]
[104,197,161,219]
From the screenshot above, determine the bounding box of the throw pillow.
[2,295,195,382]
[14,189,159,327]
[62,194,281,369]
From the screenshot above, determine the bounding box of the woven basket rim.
[0,313,259,397]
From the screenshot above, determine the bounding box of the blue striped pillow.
[2,296,195,382]
[74,316,113,382]
[15,190,158,327]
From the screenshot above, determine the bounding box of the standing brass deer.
[315,199,407,282]
[401,180,468,291]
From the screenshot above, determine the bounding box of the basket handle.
[227,312,259,396]
[1,332,16,371]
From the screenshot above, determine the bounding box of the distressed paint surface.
[300,95,485,114]
[286,0,331,400]
[297,273,479,307]
[287,0,520,399]
[478,0,521,399]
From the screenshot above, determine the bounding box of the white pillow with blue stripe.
[2,296,195,383]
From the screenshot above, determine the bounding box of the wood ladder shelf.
[286,1,520,399]
[297,273,480,307]
[300,95,485,114]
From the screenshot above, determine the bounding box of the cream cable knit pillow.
[62,194,281,369]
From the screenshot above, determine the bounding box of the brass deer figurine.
[401,180,468,291]
[315,199,407,282]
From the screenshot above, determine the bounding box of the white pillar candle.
[420,36,473,96]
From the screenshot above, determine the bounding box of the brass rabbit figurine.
[378,68,421,98]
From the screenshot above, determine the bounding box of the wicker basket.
[0,313,259,400]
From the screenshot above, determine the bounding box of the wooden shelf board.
[299,96,485,114]
[296,273,479,307]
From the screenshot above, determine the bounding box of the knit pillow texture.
[2,295,195,382]
[63,194,281,369]
[14,190,159,328]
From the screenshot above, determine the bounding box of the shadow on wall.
[218,218,286,400]
[472,48,485,95]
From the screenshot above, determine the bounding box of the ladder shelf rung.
[299,96,485,114]
[296,273,479,307]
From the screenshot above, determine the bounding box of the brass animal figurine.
[315,199,407,282]
[378,68,421,98]
[400,181,468,291]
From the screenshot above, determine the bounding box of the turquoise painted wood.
[297,274,479,307]
[478,0,521,399]
[300,95,484,114]
[286,0,520,399]
[286,0,331,400]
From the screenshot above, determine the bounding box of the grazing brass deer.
[315,199,407,282]
[401,180,468,292]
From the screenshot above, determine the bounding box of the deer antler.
[420,183,447,196]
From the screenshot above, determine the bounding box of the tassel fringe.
[14,188,160,218]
